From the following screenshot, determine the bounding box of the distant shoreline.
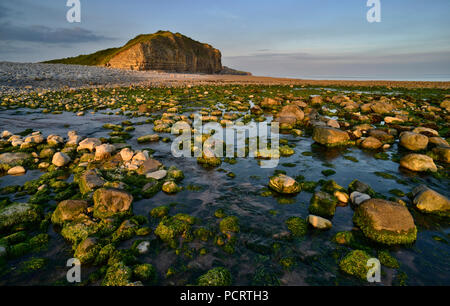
[1,62,449,92]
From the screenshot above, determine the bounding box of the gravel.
[0,62,211,94]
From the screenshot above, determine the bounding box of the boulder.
[260,97,280,109]
[51,200,89,225]
[399,132,428,151]
[93,188,133,219]
[274,105,304,129]
[412,185,450,217]
[369,129,395,143]
[74,237,100,264]
[52,152,71,167]
[146,170,167,180]
[312,126,350,147]
[47,134,64,146]
[137,158,162,175]
[0,203,41,232]
[400,154,437,172]
[307,215,332,230]
[353,199,417,245]
[309,191,338,217]
[78,170,105,194]
[7,166,26,175]
[95,144,116,160]
[268,174,301,194]
[77,138,101,152]
[360,137,383,150]
[350,192,371,206]
[432,146,450,163]
[0,152,31,165]
[120,148,134,161]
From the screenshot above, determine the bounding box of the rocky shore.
[0,64,449,286]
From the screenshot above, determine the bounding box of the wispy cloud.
[0,23,112,44]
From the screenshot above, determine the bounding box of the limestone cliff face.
[106,32,222,73]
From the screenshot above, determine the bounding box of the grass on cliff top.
[43,30,217,67]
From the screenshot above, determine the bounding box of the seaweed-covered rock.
[161,181,181,194]
[102,262,133,286]
[137,134,159,143]
[51,200,88,225]
[285,216,307,237]
[93,188,133,220]
[312,126,350,147]
[197,267,232,286]
[432,146,450,163]
[353,199,417,245]
[412,185,450,217]
[60,215,101,244]
[78,170,105,194]
[400,154,437,172]
[74,237,100,263]
[219,216,240,235]
[308,191,338,217]
[133,263,156,282]
[154,214,194,248]
[0,203,41,233]
[111,219,137,242]
[339,250,372,280]
[268,174,301,194]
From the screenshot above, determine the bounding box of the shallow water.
[0,97,449,286]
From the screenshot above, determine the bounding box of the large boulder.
[412,185,450,217]
[93,188,133,219]
[400,154,437,172]
[353,199,417,245]
[268,174,301,194]
[0,203,41,232]
[51,200,89,225]
[312,126,350,147]
[399,132,428,151]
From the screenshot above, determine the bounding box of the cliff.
[45,31,243,74]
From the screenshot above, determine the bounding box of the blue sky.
[1,0,449,79]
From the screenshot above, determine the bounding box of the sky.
[0,0,449,80]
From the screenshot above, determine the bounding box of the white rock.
[95,144,116,160]
[350,191,371,206]
[137,241,150,254]
[334,190,349,203]
[52,152,71,167]
[307,215,332,230]
[1,130,12,139]
[47,134,64,146]
[77,138,101,152]
[132,151,149,162]
[146,170,167,180]
[24,134,44,144]
[7,166,26,175]
[120,148,134,162]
